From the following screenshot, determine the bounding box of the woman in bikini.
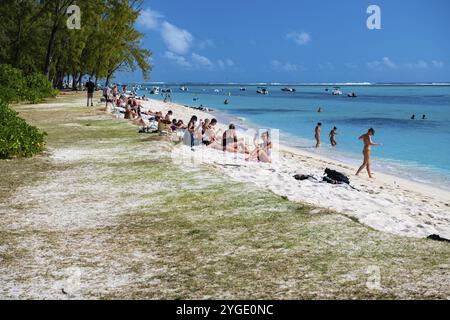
[247,131,272,163]
[355,128,382,178]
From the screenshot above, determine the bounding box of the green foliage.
[24,73,59,103]
[0,0,152,88]
[0,64,52,158]
[0,101,47,159]
[0,64,26,103]
[0,64,57,104]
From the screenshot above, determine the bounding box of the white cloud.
[191,53,214,68]
[161,21,193,55]
[137,8,164,30]
[431,60,444,68]
[286,32,311,45]
[217,58,235,70]
[271,60,305,72]
[367,57,397,71]
[382,57,397,69]
[406,60,429,69]
[163,51,191,68]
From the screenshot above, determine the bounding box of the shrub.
[0,64,58,104]
[0,64,55,158]
[24,73,58,103]
[0,64,26,103]
[0,100,47,159]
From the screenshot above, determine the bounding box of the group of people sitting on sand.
[101,87,273,163]
[183,117,272,163]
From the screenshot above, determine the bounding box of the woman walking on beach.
[355,128,382,178]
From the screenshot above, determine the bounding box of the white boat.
[213,89,220,93]
[150,86,160,94]
[239,87,246,91]
[256,88,269,95]
[180,86,188,91]
[332,87,343,95]
[281,87,296,92]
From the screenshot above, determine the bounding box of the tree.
[0,0,152,88]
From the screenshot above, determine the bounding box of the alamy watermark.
[366,265,382,290]
[367,5,382,30]
[66,5,81,30]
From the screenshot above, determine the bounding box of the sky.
[117,0,450,83]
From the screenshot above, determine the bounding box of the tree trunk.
[72,73,78,91]
[12,12,23,67]
[44,19,59,78]
[105,74,112,87]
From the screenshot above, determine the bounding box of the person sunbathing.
[158,118,172,135]
[176,119,186,129]
[246,131,272,163]
[171,119,178,132]
[165,110,173,122]
[202,119,222,150]
[222,124,250,154]
[124,104,133,119]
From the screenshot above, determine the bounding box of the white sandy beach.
[133,98,450,239]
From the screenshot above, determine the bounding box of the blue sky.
[117,0,450,83]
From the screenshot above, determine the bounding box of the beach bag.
[324,168,350,184]
[427,234,450,243]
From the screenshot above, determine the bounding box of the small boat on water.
[332,87,343,95]
[348,92,358,98]
[180,86,188,91]
[281,87,296,92]
[224,99,230,105]
[213,89,220,93]
[239,87,246,91]
[161,88,172,93]
[257,87,269,95]
[150,86,160,94]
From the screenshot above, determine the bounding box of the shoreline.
[138,97,450,238]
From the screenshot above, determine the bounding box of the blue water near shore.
[133,83,450,189]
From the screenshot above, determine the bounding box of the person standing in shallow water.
[314,123,322,148]
[329,127,337,146]
[355,128,382,178]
